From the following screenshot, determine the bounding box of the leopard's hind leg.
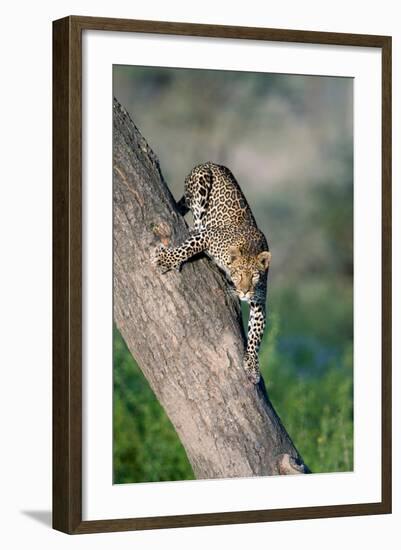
[183,163,213,231]
[176,195,190,216]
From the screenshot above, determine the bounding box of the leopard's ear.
[228,245,242,264]
[257,251,271,271]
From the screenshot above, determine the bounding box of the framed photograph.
[53,16,392,534]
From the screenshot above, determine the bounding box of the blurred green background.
[113,66,353,483]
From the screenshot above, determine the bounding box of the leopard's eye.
[252,273,260,283]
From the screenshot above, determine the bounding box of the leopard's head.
[227,245,271,302]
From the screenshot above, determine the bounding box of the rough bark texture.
[113,98,309,479]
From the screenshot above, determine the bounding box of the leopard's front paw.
[243,353,261,384]
[151,244,170,272]
[151,244,180,273]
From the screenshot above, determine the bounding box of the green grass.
[260,313,353,473]
[113,330,195,483]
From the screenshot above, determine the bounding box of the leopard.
[152,161,271,384]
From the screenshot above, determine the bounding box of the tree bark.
[113,98,309,479]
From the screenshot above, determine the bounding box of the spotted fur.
[152,162,271,384]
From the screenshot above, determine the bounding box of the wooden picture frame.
[53,15,392,534]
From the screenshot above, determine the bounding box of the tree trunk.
[113,98,309,479]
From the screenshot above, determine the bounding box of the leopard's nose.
[238,290,252,301]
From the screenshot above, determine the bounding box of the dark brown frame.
[53,15,392,534]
